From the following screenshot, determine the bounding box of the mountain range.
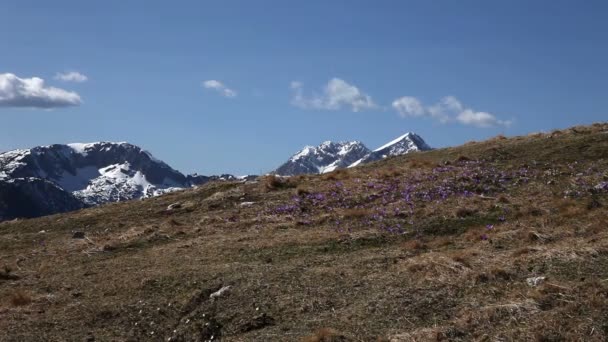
[0,132,431,221]
[0,142,241,221]
[274,132,431,176]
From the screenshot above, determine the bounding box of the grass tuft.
[9,290,32,307]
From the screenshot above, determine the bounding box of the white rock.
[239,202,255,207]
[526,276,546,287]
[166,202,182,211]
[210,285,232,299]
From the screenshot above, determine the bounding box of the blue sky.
[1,1,607,175]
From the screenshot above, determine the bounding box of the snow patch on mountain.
[349,132,431,167]
[373,133,413,152]
[0,142,247,220]
[275,141,371,176]
[67,143,89,155]
[71,162,184,205]
[274,132,432,175]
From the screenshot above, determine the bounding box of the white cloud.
[203,80,237,98]
[55,71,88,83]
[0,73,82,109]
[456,109,511,128]
[427,96,462,123]
[392,95,510,128]
[392,96,425,117]
[290,78,376,112]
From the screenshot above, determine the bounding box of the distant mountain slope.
[349,132,431,167]
[274,141,370,176]
[274,133,431,175]
[0,142,242,221]
[0,177,85,221]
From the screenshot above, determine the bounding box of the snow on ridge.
[347,133,428,168]
[348,159,363,168]
[290,140,364,162]
[71,161,185,205]
[68,141,134,153]
[0,149,31,175]
[290,146,315,161]
[337,141,363,156]
[0,148,30,157]
[319,160,340,173]
[67,143,90,155]
[373,132,414,152]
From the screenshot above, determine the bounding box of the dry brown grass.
[454,155,471,163]
[321,169,351,181]
[493,134,507,141]
[339,207,372,219]
[9,290,32,307]
[528,131,545,138]
[263,174,285,190]
[406,159,435,169]
[295,184,312,196]
[497,195,510,204]
[263,174,298,191]
[301,328,350,342]
[455,207,477,218]
[451,251,474,268]
[511,246,538,257]
[555,198,586,219]
[401,239,428,251]
[0,123,607,340]
[378,167,402,179]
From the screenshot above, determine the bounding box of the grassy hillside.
[1,123,608,341]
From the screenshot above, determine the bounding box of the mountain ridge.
[274,132,432,176]
[0,141,241,221]
[274,140,371,176]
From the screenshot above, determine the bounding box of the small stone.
[210,285,232,299]
[166,202,182,211]
[526,276,546,287]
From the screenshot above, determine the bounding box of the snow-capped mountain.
[0,142,242,221]
[274,141,371,176]
[349,132,432,167]
[274,133,431,175]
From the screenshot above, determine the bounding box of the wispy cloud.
[55,71,88,83]
[393,95,510,128]
[0,73,82,109]
[290,78,377,112]
[203,80,237,98]
[391,96,426,117]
